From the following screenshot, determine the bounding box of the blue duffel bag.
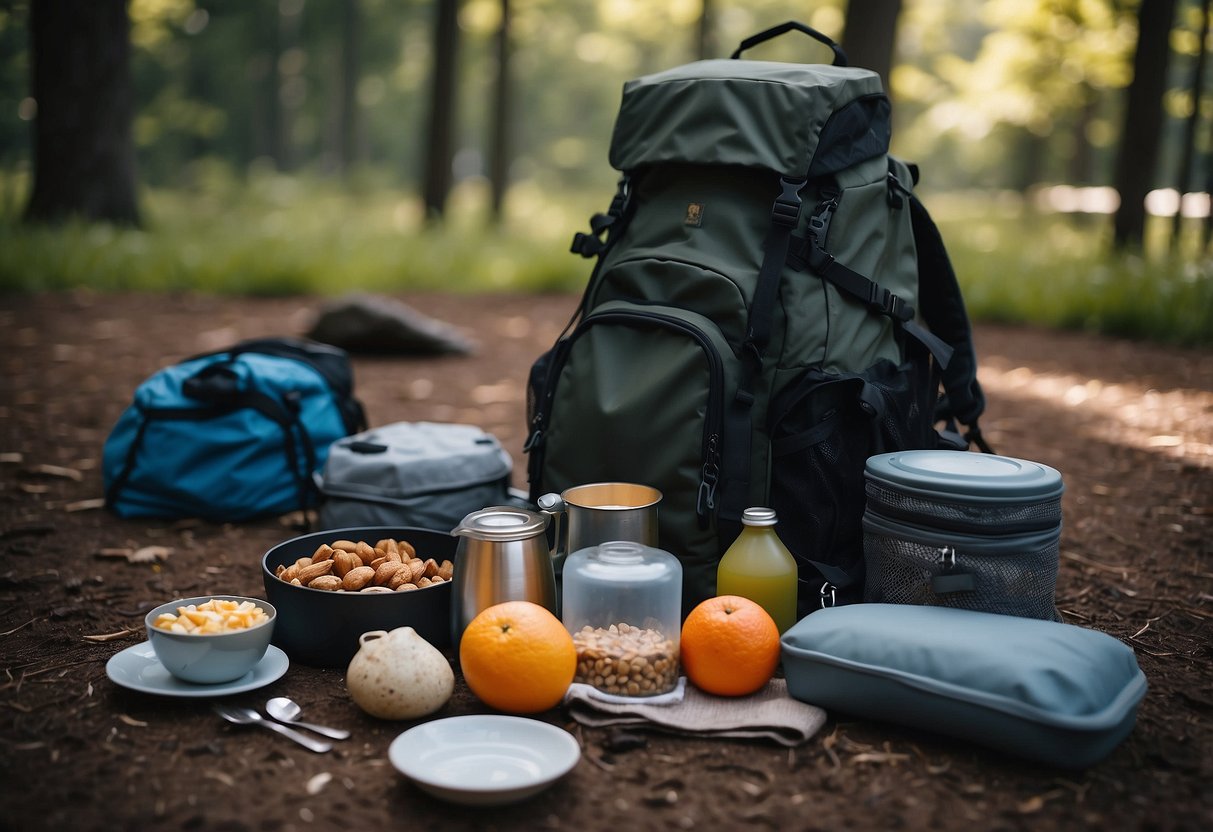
[103,337,367,521]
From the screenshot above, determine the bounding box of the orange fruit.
[680,595,780,697]
[458,600,577,714]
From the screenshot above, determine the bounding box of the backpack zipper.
[528,307,726,525]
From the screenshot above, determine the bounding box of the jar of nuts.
[561,540,682,697]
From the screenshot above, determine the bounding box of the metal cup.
[449,506,558,651]
[537,482,661,566]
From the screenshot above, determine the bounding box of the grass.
[931,191,1213,348]
[1,171,1210,348]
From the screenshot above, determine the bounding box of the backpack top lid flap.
[609,59,889,178]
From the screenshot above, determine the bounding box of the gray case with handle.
[316,422,512,532]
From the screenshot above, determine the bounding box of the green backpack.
[526,22,988,614]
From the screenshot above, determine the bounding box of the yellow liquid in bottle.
[716,524,798,634]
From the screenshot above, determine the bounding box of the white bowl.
[388,715,580,806]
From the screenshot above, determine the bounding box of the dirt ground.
[0,290,1210,832]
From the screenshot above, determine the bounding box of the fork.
[212,704,332,753]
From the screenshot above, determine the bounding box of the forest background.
[0,0,1210,347]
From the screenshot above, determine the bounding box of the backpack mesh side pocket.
[767,359,934,606]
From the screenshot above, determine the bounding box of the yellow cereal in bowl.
[153,598,270,634]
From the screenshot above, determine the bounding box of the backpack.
[525,22,988,614]
[103,337,367,522]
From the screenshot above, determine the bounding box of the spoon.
[265,696,351,740]
[212,704,332,753]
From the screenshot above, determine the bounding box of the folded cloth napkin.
[564,677,826,746]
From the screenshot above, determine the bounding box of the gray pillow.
[780,604,1147,768]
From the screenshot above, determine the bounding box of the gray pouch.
[316,422,512,532]
[781,604,1147,768]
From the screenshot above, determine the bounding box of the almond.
[395,583,419,592]
[343,565,375,591]
[388,570,413,590]
[333,550,361,578]
[311,543,335,563]
[408,560,426,582]
[331,539,359,553]
[373,561,404,586]
[308,575,343,591]
[423,558,440,579]
[400,540,416,559]
[438,559,454,581]
[297,559,334,584]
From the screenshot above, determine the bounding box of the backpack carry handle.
[730,21,848,66]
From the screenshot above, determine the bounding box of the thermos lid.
[451,506,548,541]
[865,451,1064,502]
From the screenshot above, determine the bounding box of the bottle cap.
[741,507,778,526]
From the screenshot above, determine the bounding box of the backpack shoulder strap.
[907,194,991,451]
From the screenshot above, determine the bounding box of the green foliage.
[0,171,586,296]
[934,193,1213,347]
[1,175,1209,348]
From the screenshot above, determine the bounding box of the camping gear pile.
[101,21,1145,786]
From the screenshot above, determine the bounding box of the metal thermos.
[449,506,558,650]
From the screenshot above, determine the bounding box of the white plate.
[106,641,289,697]
[388,715,581,806]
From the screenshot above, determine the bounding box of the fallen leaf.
[306,772,332,796]
[83,629,136,643]
[205,770,236,788]
[96,546,173,564]
[64,498,106,513]
[119,714,148,727]
[1017,795,1045,814]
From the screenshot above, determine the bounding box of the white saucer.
[388,715,581,806]
[106,641,289,697]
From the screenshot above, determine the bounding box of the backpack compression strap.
[717,177,809,523]
[795,193,955,370]
[906,194,991,452]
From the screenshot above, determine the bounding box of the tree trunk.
[338,0,362,176]
[696,0,715,61]
[840,0,903,94]
[24,0,140,226]
[488,0,512,221]
[422,0,460,221]
[1068,91,1099,186]
[1112,0,1178,250]
[1172,0,1210,250]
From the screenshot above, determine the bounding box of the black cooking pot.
[261,526,454,668]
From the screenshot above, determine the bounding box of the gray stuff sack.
[315,422,512,532]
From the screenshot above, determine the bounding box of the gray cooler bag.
[862,450,1064,620]
[316,422,512,532]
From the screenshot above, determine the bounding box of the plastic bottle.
[715,507,799,634]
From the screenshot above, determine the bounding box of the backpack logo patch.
[684,203,704,227]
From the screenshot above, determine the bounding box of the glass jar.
[561,540,682,697]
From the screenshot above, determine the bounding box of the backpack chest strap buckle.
[771,177,807,227]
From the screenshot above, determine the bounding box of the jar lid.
[865,451,1064,502]
[741,507,778,526]
[452,506,548,541]
[568,540,680,583]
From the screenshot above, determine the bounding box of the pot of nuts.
[262,526,455,667]
[561,540,683,697]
